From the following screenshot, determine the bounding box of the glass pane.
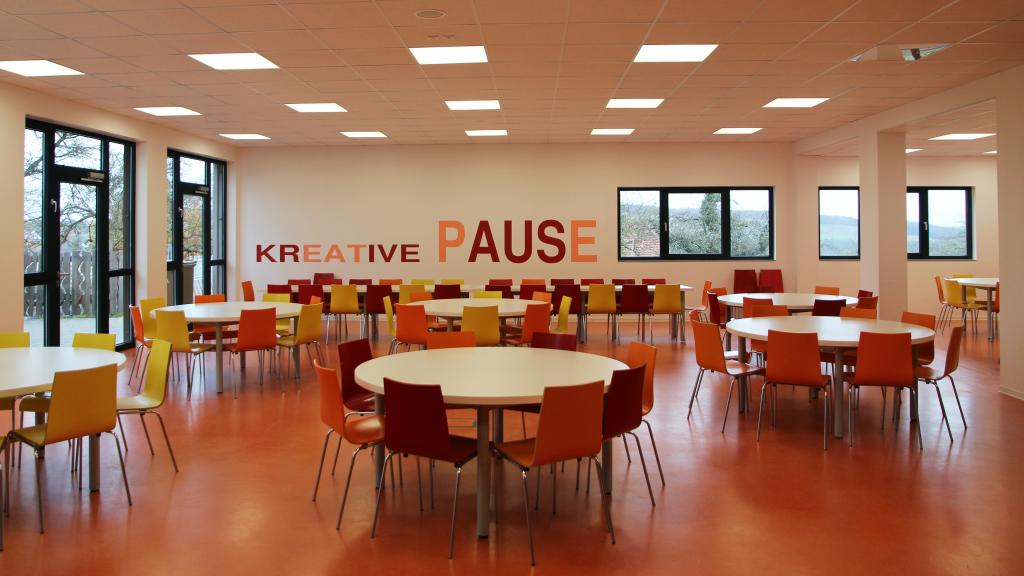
[60,182,98,347]
[108,275,127,344]
[819,188,859,257]
[729,189,770,257]
[906,192,920,254]
[619,190,660,257]
[210,264,225,296]
[167,156,174,262]
[668,192,721,255]
[55,131,102,170]
[23,284,45,346]
[927,189,969,257]
[109,142,128,270]
[179,156,207,185]
[24,129,45,274]
[183,194,206,300]
[210,162,225,260]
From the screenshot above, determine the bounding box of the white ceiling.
[1,0,1022,148]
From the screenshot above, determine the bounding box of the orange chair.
[337,339,376,413]
[371,379,477,559]
[627,342,663,486]
[493,381,613,565]
[687,280,713,321]
[501,302,551,346]
[241,281,255,302]
[378,278,403,286]
[532,291,552,304]
[847,332,921,449]
[814,286,840,295]
[310,362,384,533]
[225,308,278,396]
[749,304,788,365]
[192,294,237,341]
[521,279,546,286]
[688,322,764,432]
[840,307,877,319]
[856,295,878,310]
[915,325,966,443]
[601,365,655,505]
[706,289,728,328]
[742,296,773,318]
[426,331,476,349]
[530,331,577,351]
[901,311,936,366]
[758,330,832,450]
[389,304,429,354]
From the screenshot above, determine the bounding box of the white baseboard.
[1000,386,1024,402]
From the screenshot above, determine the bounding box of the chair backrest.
[383,297,395,336]
[288,279,312,286]
[533,291,552,304]
[395,304,429,346]
[551,284,582,314]
[952,274,976,301]
[933,276,946,304]
[329,284,360,314]
[382,378,454,461]
[379,278,403,286]
[312,272,336,285]
[840,307,877,319]
[483,284,513,298]
[692,321,727,373]
[603,365,647,439]
[707,292,724,325]
[348,278,372,286]
[519,302,552,344]
[461,305,500,346]
[241,280,255,302]
[943,278,966,306]
[857,289,874,298]
[411,279,435,286]
[751,304,788,318]
[267,283,291,295]
[587,284,617,314]
[766,330,823,387]
[262,293,290,303]
[814,285,840,295]
[856,295,878,310]
[641,278,666,285]
[734,269,758,293]
[195,293,226,304]
[297,284,324,305]
[138,339,172,407]
[618,284,649,314]
[0,331,30,347]
[532,381,604,467]
[398,284,425,304]
[72,332,116,351]
[46,363,117,444]
[235,308,278,351]
[487,278,513,286]
[155,310,192,352]
[521,278,546,286]
[295,303,323,344]
[700,280,713,307]
[426,331,476,349]
[812,299,845,317]
[130,305,145,344]
[439,279,463,285]
[652,284,682,314]
[626,341,657,412]
[854,332,914,387]
[338,338,374,410]
[555,296,572,333]
[550,278,574,286]
[365,285,395,314]
[531,331,577,351]
[432,284,462,299]
[742,296,773,317]
[994,281,1000,313]
[943,326,964,378]
[758,269,784,293]
[139,296,166,336]
[580,278,604,285]
[900,311,936,364]
[472,290,503,299]
[519,284,546,301]
[315,361,346,433]
[611,278,635,285]
[409,291,432,303]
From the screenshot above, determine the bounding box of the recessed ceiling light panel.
[341,131,387,138]
[714,127,762,135]
[189,52,278,70]
[445,100,500,111]
[134,106,201,116]
[634,44,718,62]
[220,133,270,140]
[286,103,347,113]
[466,130,507,137]
[763,98,829,108]
[984,150,997,154]
[409,46,487,65]
[905,148,922,154]
[928,133,995,141]
[606,98,663,109]
[0,60,83,77]
[591,128,634,135]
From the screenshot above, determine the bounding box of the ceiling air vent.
[849,44,949,62]
[415,9,447,19]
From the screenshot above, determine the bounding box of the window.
[907,187,972,259]
[618,187,774,260]
[167,151,228,304]
[819,187,860,259]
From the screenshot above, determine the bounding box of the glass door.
[57,181,100,346]
[167,152,225,304]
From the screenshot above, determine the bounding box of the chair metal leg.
[621,435,631,463]
[912,388,923,451]
[822,387,829,451]
[591,457,616,544]
[106,432,132,505]
[152,412,179,473]
[336,444,368,531]
[416,457,424,512]
[312,430,333,501]
[139,413,155,455]
[448,466,463,559]
[370,451,394,537]
[628,432,655,507]
[756,382,769,441]
[848,385,856,447]
[641,419,665,486]
[931,381,954,444]
[117,414,128,453]
[521,470,536,566]
[34,448,44,533]
[687,369,705,418]
[721,378,737,433]
[947,376,967,427]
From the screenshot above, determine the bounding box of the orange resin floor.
[0,320,1019,575]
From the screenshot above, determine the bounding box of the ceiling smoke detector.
[415,9,447,19]
[849,44,949,62]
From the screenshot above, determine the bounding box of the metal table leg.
[737,335,748,413]
[214,324,224,393]
[373,394,385,487]
[89,433,100,492]
[833,348,845,438]
[601,437,613,494]
[476,407,491,537]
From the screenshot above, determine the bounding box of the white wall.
[0,81,237,332]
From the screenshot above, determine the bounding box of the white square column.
[859,131,908,320]
[997,89,1024,399]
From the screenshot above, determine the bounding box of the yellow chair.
[116,339,178,472]
[440,279,464,285]
[399,284,430,304]
[586,285,618,339]
[650,284,683,340]
[9,363,131,533]
[554,296,572,334]
[0,332,29,428]
[411,279,435,286]
[952,274,977,303]
[277,303,325,379]
[156,310,213,401]
[327,284,360,339]
[263,292,294,335]
[461,306,500,346]
[139,296,166,339]
[943,278,983,333]
[71,332,116,351]
[472,291,502,299]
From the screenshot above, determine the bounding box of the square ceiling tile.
[475,0,568,24]
[23,12,140,37]
[194,5,304,32]
[108,9,220,35]
[311,27,405,49]
[286,2,390,28]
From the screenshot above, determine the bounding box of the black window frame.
[166,150,228,304]
[617,186,775,261]
[907,186,973,260]
[818,186,861,260]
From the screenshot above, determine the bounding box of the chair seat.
[432,434,477,466]
[343,414,385,446]
[18,395,50,413]
[347,393,376,413]
[117,394,162,412]
[188,343,215,354]
[845,374,913,388]
[495,438,537,469]
[914,366,947,381]
[506,403,541,414]
[11,424,46,447]
[767,375,831,389]
[723,359,764,378]
[276,335,307,347]
[225,342,276,354]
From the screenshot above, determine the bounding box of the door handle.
[50,199,57,213]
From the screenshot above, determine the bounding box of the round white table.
[718,292,858,313]
[726,316,935,437]
[408,297,540,330]
[0,347,127,493]
[155,302,303,393]
[286,283,486,294]
[948,277,999,341]
[355,347,627,537]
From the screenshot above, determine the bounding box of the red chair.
[488,278,513,286]
[531,331,577,351]
[847,332,921,449]
[550,279,574,286]
[812,299,846,317]
[241,281,255,302]
[225,308,278,396]
[519,284,547,301]
[364,285,395,335]
[706,291,726,328]
[617,284,650,339]
[484,283,513,299]
[857,289,874,298]
[758,330,832,449]
[312,272,335,285]
[433,284,462,299]
[758,269,783,293]
[337,338,375,413]
[372,378,477,559]
[641,278,666,285]
[551,283,582,320]
[297,284,324,305]
[611,278,635,285]
[348,279,372,286]
[856,295,878,310]
[288,279,311,286]
[580,278,604,285]
[389,304,429,354]
[267,284,291,295]
[602,365,656,505]
[733,269,758,293]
